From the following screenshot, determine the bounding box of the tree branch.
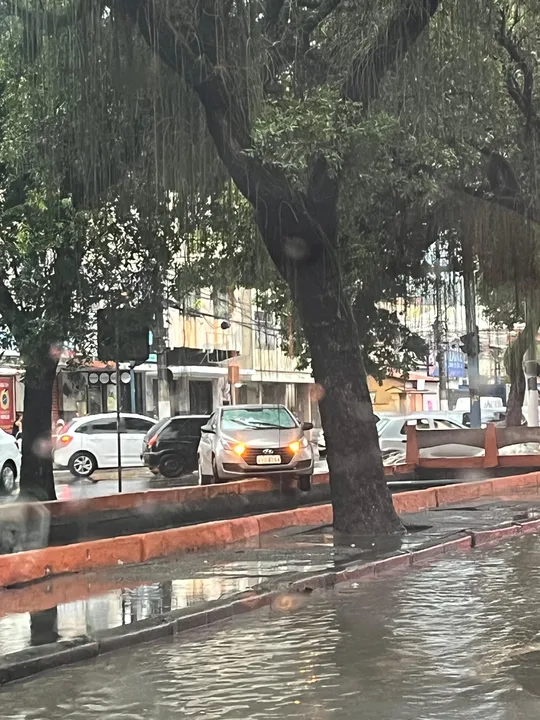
[0,278,19,328]
[495,10,540,139]
[342,0,439,104]
[262,0,342,93]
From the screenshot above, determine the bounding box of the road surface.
[40,458,329,501]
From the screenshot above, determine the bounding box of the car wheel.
[198,458,213,486]
[159,453,186,479]
[298,474,312,492]
[68,451,97,478]
[0,461,17,494]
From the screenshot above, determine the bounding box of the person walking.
[12,412,22,438]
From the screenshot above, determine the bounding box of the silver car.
[318,412,479,459]
[197,405,314,490]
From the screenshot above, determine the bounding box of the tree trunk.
[506,367,525,427]
[306,286,402,535]
[19,353,58,501]
[259,208,402,535]
[505,310,540,427]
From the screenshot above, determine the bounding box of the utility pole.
[524,299,539,426]
[461,233,481,428]
[434,241,449,411]
[155,302,171,419]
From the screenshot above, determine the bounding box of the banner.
[0,377,15,430]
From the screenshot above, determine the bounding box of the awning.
[144,366,256,380]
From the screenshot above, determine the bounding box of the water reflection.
[0,574,259,655]
[30,608,58,646]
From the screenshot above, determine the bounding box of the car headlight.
[221,439,246,456]
[289,437,309,453]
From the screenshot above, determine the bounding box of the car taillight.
[147,435,158,448]
[58,434,73,446]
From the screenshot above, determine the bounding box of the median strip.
[0,471,539,588]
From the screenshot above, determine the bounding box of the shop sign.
[0,377,15,428]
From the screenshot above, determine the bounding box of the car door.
[0,429,17,473]
[123,416,155,466]
[81,419,118,468]
[198,413,216,474]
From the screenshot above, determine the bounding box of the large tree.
[4,0,443,531]
[87,0,441,534]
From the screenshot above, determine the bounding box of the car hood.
[222,428,301,447]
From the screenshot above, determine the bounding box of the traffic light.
[97,308,150,363]
[459,328,479,356]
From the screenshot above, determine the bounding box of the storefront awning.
[143,366,256,380]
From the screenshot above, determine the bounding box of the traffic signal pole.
[155,303,171,420]
[462,234,481,428]
[434,241,449,411]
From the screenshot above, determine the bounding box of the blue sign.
[432,349,466,379]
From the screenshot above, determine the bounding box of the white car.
[317,412,479,460]
[0,429,21,493]
[54,413,156,478]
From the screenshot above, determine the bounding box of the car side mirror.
[302,421,314,431]
[201,424,215,434]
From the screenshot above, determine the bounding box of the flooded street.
[4,535,540,718]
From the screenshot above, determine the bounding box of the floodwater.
[4,535,540,718]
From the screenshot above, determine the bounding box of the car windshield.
[221,407,297,430]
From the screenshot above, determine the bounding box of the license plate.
[256,454,282,465]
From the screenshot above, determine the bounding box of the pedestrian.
[12,412,22,438]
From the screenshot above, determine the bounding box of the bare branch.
[343,0,439,105]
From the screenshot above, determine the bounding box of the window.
[434,419,461,430]
[221,406,296,431]
[212,288,231,320]
[78,419,117,434]
[400,419,430,434]
[254,310,278,350]
[125,417,154,433]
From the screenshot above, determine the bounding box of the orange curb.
[22,474,330,521]
[1,471,540,589]
[392,487,437,514]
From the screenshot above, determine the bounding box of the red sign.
[0,377,15,429]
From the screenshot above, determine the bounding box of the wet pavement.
[2,491,540,662]
[4,534,540,717]
[2,460,331,503]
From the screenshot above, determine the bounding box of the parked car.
[197,404,314,490]
[317,412,478,459]
[455,396,506,425]
[142,415,209,478]
[54,413,156,478]
[0,428,21,493]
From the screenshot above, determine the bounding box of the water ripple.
[4,536,540,718]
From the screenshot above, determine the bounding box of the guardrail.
[404,423,540,470]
